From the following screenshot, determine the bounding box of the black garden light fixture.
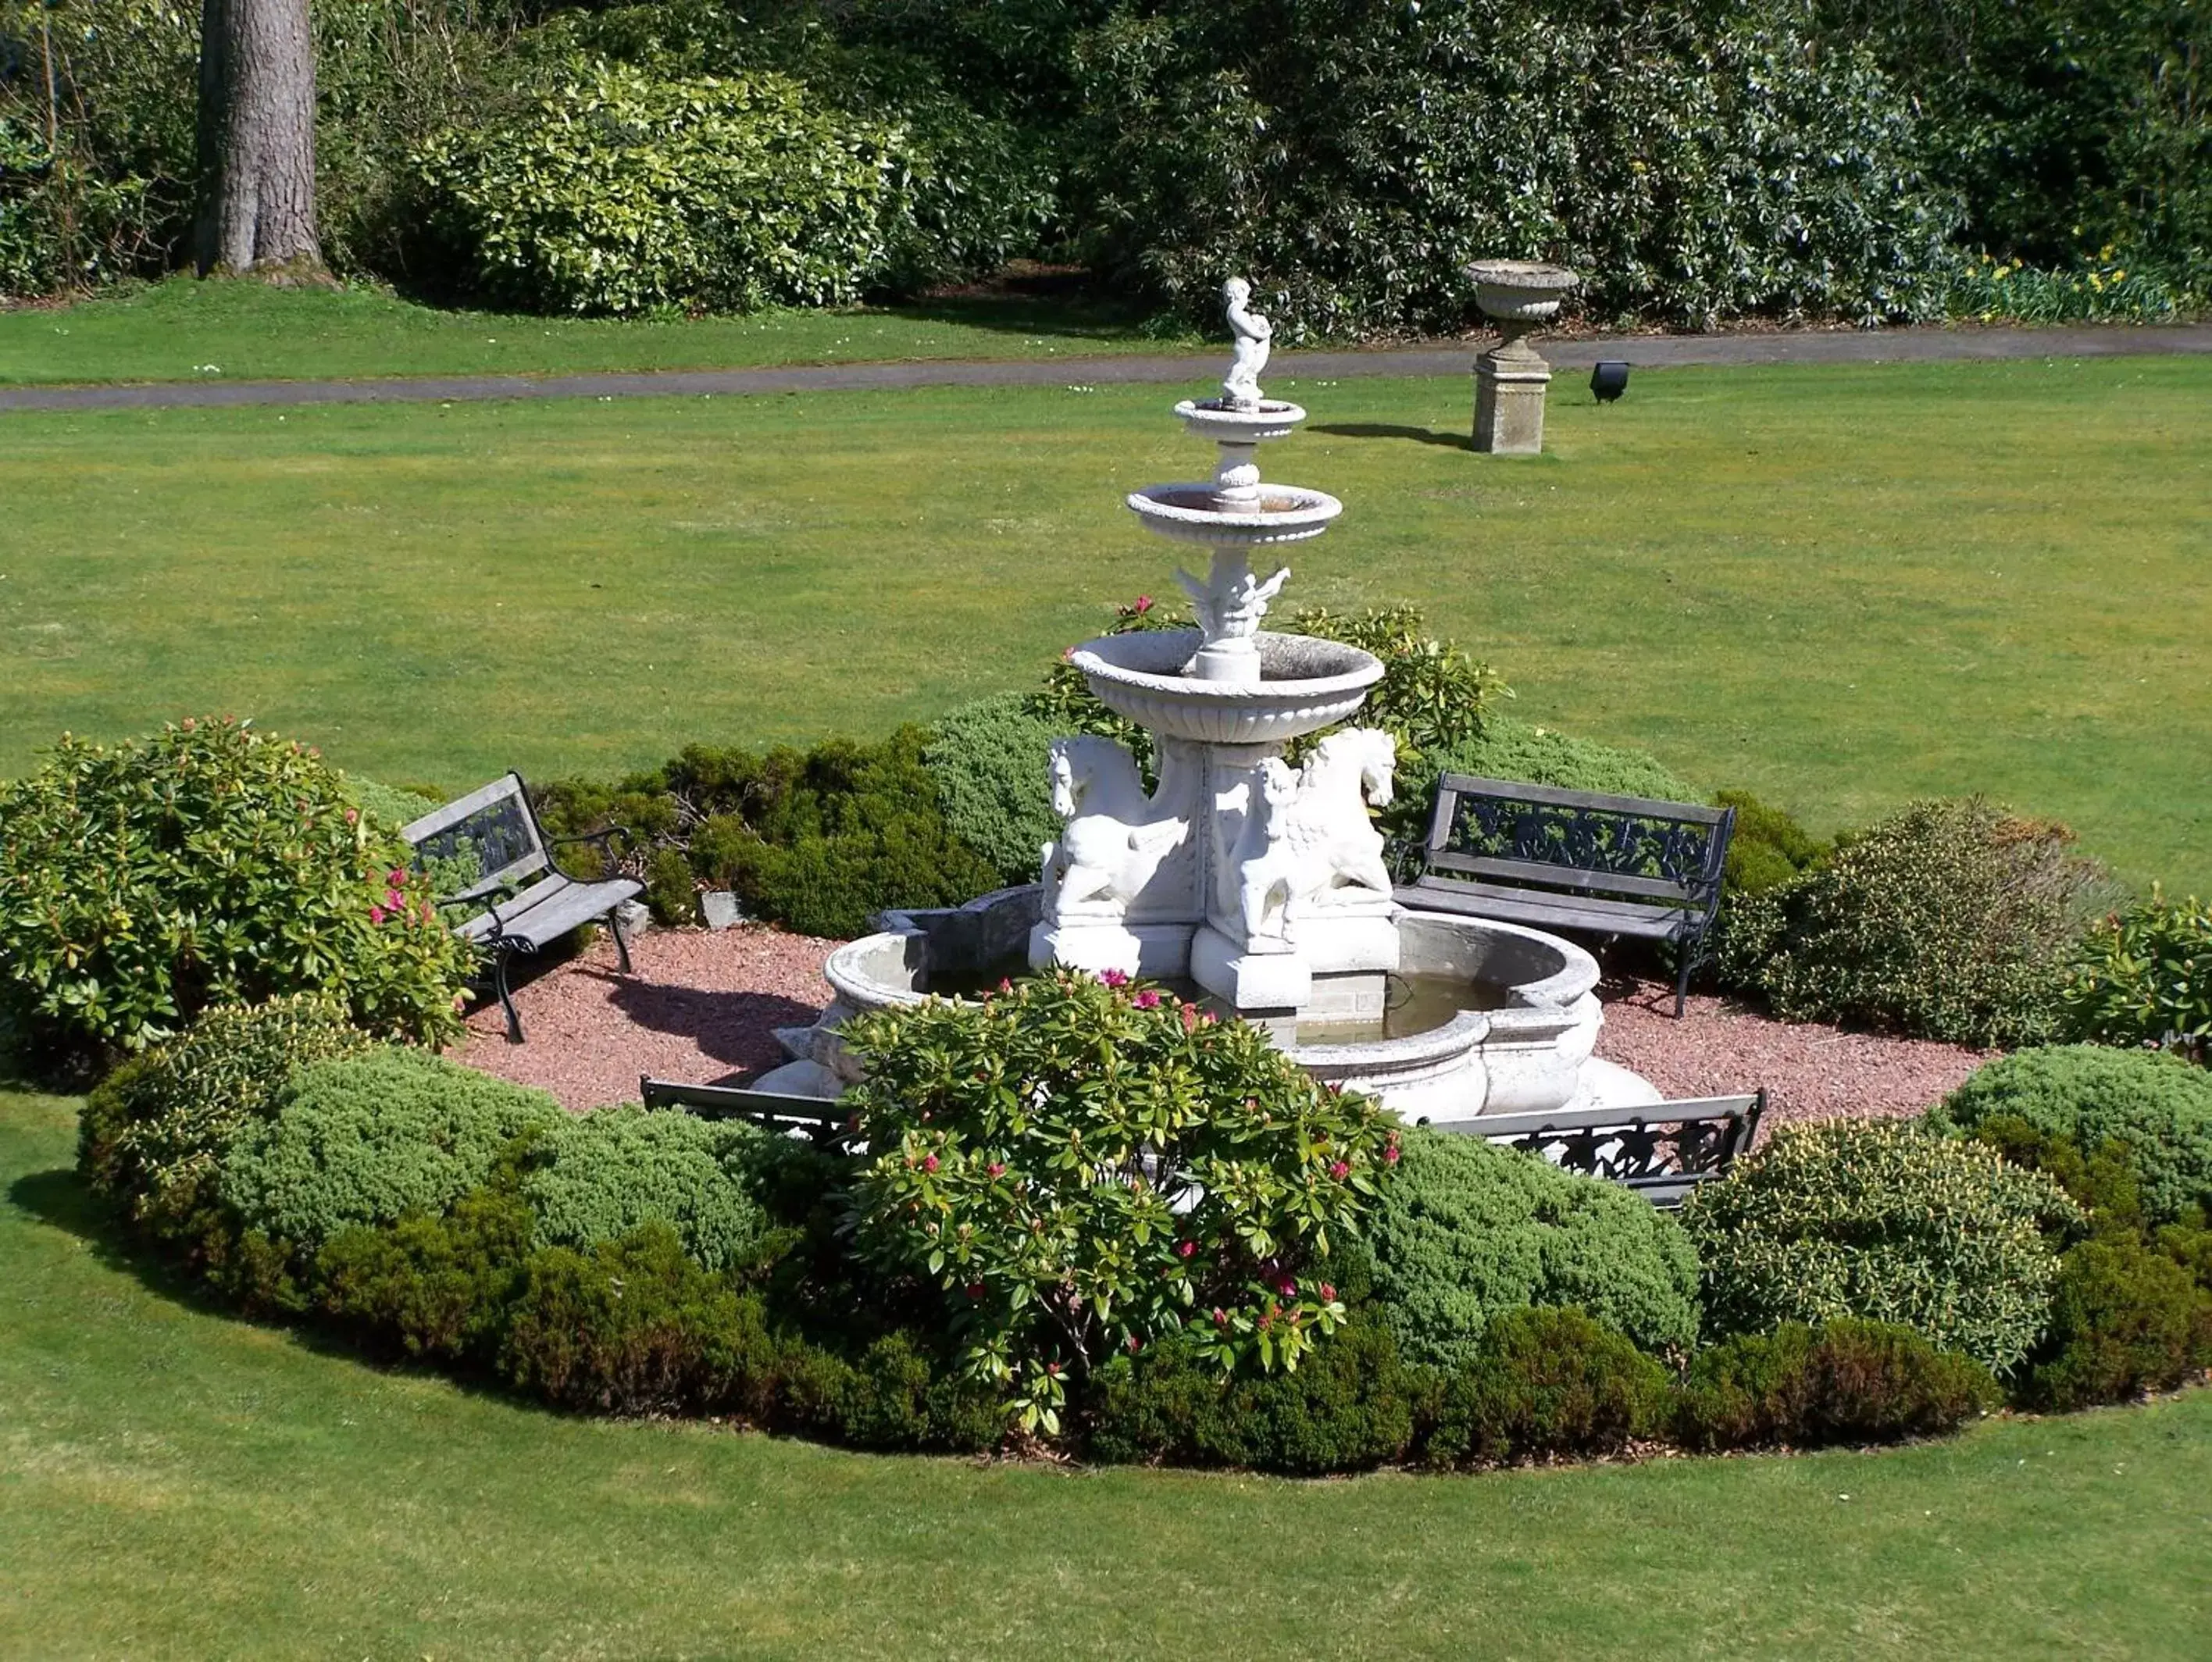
[1590,361,1630,403]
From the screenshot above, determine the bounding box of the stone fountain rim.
[1172,397,1309,431]
[1070,626,1383,700]
[1126,483,1343,534]
[1464,259,1581,290]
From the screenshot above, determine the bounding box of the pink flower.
[343,808,359,825]
[1133,990,1161,1010]
[1385,1143,1401,1166]
[1176,1239,1197,1258]
[997,977,1013,993]
[965,1282,986,1300]
[987,1161,1006,1178]
[922,1154,940,1173]
[387,868,406,886]
[1276,1276,1297,1297]
[1126,1334,1143,1353]
[1320,1283,1337,1303]
[1133,594,1154,614]
[1100,968,1130,988]
[1179,1001,1198,1032]
[368,904,388,925]
[1329,1160,1350,1180]
[1212,1307,1229,1327]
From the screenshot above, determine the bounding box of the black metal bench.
[402,772,643,1043]
[1421,1092,1765,1208]
[639,1075,851,1149]
[1394,772,1735,1015]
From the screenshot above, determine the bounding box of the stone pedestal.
[1473,348,1553,456]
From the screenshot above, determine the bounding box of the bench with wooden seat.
[1421,1092,1765,1208]
[1394,772,1735,1015]
[402,772,643,1043]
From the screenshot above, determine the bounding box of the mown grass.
[2,1086,2207,1659]
[3,355,2205,887]
[0,276,1197,387]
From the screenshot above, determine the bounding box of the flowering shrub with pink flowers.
[841,969,1399,1432]
[0,718,473,1063]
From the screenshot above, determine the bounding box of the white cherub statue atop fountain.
[1220,276,1272,410]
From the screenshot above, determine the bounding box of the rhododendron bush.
[0,718,472,1061]
[842,971,1399,1431]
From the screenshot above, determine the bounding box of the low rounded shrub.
[922,693,1061,887]
[1416,717,1700,803]
[313,1182,537,1363]
[1682,1118,2080,1374]
[2062,888,2212,1061]
[1713,789,1829,903]
[219,1049,563,1252]
[1673,1319,1999,1450]
[1928,1047,2212,1226]
[2022,1238,2212,1411]
[843,970,1397,1430]
[0,719,472,1058]
[1362,1127,1703,1371]
[519,1107,774,1274]
[78,996,375,1239]
[1718,797,2114,1046]
[1425,1307,1671,1468]
[1085,1321,1423,1474]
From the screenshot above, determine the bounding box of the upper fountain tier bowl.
[1069,627,1382,744]
[1465,260,1580,325]
[1173,397,1308,444]
[1126,483,1343,548]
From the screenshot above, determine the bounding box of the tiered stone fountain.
[762,279,1654,1121]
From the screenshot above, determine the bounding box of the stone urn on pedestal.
[1468,260,1579,456]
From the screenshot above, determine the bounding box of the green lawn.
[2,1087,2205,1659]
[4,355,2206,888]
[0,276,1197,387]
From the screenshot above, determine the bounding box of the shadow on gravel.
[598,972,821,1078]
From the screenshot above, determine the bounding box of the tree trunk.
[194,0,323,277]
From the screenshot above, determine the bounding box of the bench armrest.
[546,824,637,879]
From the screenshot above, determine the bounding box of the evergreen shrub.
[2063,889,2212,1063]
[922,693,1061,887]
[1363,1127,1703,1370]
[1681,1118,2079,1373]
[0,718,471,1058]
[219,1049,562,1252]
[77,996,374,1240]
[1425,1307,1671,1467]
[1672,1318,1998,1449]
[1086,1321,1424,1473]
[1718,797,2114,1045]
[1928,1047,2212,1226]
[2021,1237,2212,1411]
[519,1106,774,1273]
[313,1181,537,1363]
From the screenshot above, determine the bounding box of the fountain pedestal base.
[1473,348,1553,455]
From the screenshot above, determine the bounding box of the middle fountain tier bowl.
[1067,626,1381,746]
[1124,480,1342,548]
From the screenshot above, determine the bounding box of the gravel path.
[455,925,1992,1120]
[1593,976,1992,1130]
[5,323,2207,412]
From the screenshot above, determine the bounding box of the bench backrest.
[1422,772,1734,909]
[1421,1091,1764,1207]
[401,772,549,902]
[639,1076,851,1147]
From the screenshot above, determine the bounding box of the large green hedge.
[1361,1127,1704,1369]
[1928,1047,2212,1227]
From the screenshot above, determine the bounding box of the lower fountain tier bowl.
[757,884,1650,1122]
[1069,627,1382,745]
[1172,398,1309,444]
[1465,259,1580,324]
[1126,482,1342,547]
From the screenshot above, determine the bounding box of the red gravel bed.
[1593,975,1993,1130]
[453,926,838,1111]
[453,927,1993,1123]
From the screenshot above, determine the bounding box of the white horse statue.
[1041,736,1189,919]
[1233,729,1397,946]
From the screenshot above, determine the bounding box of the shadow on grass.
[1310,422,1472,451]
[5,1162,555,1408]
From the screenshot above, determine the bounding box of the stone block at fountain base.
[1190,924,1311,1013]
[1026,918,1192,981]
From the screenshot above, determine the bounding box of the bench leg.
[608,906,633,975]
[1673,940,1693,1018]
[494,950,525,1044]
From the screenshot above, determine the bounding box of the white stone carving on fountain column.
[1031,734,1201,978]
[1220,276,1272,412]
